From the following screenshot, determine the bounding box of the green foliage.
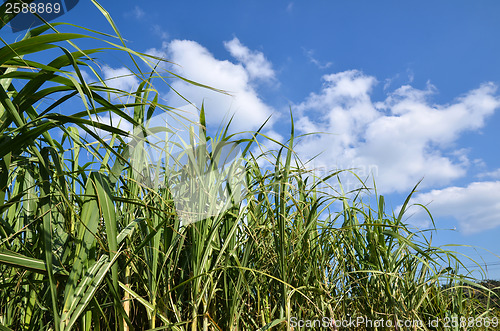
[0,1,498,330]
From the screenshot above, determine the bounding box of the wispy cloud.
[477,168,500,179]
[383,68,415,90]
[152,24,169,41]
[304,48,332,70]
[124,5,145,19]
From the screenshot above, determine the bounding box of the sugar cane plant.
[0,1,499,330]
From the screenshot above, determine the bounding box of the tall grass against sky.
[5,0,499,279]
[0,0,500,330]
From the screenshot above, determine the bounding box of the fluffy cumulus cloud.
[223,37,276,81]
[153,38,276,132]
[91,38,500,233]
[405,181,500,234]
[294,70,500,193]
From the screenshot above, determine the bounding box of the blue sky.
[6,0,500,278]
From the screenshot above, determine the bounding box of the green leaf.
[60,254,120,331]
[0,34,86,65]
[0,249,68,276]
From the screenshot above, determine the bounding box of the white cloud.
[124,6,145,20]
[477,168,500,179]
[304,48,332,70]
[407,69,415,84]
[77,67,140,141]
[294,70,500,193]
[152,24,169,41]
[145,43,170,71]
[67,69,93,85]
[223,37,276,81]
[145,46,167,60]
[82,113,134,143]
[405,181,500,234]
[101,66,139,93]
[383,69,414,91]
[133,6,145,19]
[162,39,275,132]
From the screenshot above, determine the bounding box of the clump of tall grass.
[0,1,498,330]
